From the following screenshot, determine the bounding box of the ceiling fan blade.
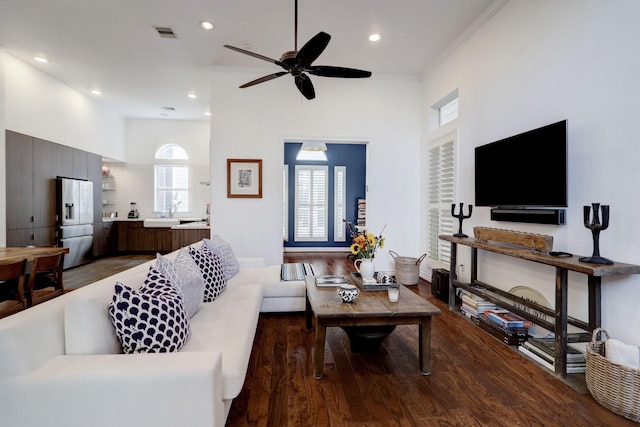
[296,32,331,66]
[223,45,289,69]
[295,74,316,100]
[307,65,372,78]
[239,72,289,88]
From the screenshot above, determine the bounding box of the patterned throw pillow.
[188,245,227,302]
[108,267,191,353]
[203,236,239,280]
[156,251,205,318]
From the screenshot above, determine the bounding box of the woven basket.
[586,327,640,423]
[389,251,426,285]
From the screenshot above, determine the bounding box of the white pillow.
[156,251,205,318]
[606,338,640,369]
[203,235,239,280]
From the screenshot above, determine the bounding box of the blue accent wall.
[284,142,366,248]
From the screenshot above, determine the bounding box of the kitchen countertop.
[102,217,209,229]
[170,222,209,230]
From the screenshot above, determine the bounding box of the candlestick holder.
[579,203,613,265]
[451,202,473,238]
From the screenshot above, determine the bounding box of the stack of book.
[357,199,366,227]
[485,309,532,329]
[518,338,586,373]
[475,313,529,346]
[459,289,496,319]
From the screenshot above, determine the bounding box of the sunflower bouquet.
[348,224,386,259]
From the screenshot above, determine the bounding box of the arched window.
[154,144,189,214]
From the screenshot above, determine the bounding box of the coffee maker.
[127,202,139,219]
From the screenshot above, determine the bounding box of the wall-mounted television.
[475,120,567,208]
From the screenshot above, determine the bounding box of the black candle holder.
[452,202,473,238]
[579,203,613,265]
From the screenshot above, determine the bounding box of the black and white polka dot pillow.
[108,267,191,353]
[188,245,227,302]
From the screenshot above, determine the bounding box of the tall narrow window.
[333,166,347,242]
[283,165,289,241]
[295,165,328,241]
[155,144,189,213]
[427,133,456,266]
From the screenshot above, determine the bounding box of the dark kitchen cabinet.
[5,130,102,248]
[6,131,34,231]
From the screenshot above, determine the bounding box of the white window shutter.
[427,134,456,266]
[295,165,328,241]
[334,166,346,242]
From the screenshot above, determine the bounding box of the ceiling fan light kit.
[223,0,371,100]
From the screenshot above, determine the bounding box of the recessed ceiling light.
[34,56,48,63]
[204,112,211,116]
[91,89,102,95]
[243,42,254,50]
[188,93,197,99]
[368,33,381,42]
[199,21,214,31]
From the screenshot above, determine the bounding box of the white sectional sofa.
[0,242,306,427]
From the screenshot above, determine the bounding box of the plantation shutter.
[295,165,328,241]
[427,133,456,266]
[333,166,347,242]
[283,165,289,241]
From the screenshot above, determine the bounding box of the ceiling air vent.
[162,106,176,111]
[154,26,177,39]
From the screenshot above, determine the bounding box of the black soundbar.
[490,208,566,225]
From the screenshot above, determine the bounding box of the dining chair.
[26,251,65,307]
[0,259,28,318]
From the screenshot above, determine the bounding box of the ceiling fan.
[223,0,372,100]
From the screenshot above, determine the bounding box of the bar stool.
[26,251,65,307]
[0,259,28,318]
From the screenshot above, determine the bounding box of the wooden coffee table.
[305,275,441,379]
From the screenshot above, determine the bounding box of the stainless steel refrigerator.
[56,178,94,268]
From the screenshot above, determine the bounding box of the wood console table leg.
[588,275,602,334]
[448,242,457,310]
[554,267,568,378]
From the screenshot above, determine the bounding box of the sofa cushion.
[109,267,191,354]
[156,250,205,318]
[64,258,156,355]
[182,284,263,400]
[228,265,306,298]
[203,236,239,279]
[188,245,227,302]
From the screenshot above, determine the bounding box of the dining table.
[0,246,69,263]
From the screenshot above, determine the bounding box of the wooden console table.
[439,234,640,377]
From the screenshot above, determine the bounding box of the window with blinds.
[333,166,347,242]
[295,165,328,241]
[427,133,456,266]
[282,165,289,240]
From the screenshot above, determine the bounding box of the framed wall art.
[227,158,263,198]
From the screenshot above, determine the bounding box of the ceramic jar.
[338,284,360,303]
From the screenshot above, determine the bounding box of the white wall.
[210,69,421,267]
[4,54,125,160]
[0,49,6,246]
[421,0,640,344]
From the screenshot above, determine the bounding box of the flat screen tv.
[474,120,567,208]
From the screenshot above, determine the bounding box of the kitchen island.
[102,218,210,254]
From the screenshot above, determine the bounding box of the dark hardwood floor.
[63,252,632,426]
